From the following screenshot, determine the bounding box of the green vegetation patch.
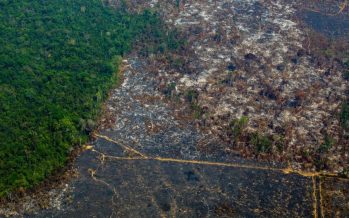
[318,135,335,153]
[230,116,248,140]
[250,133,272,153]
[0,0,175,196]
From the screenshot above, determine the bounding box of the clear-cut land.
[106,0,349,173]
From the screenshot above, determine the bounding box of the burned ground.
[104,0,349,173]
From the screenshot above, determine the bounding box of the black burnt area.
[276,64,286,72]
[291,57,299,65]
[244,53,258,61]
[300,10,349,38]
[213,33,223,43]
[260,86,277,100]
[324,68,332,76]
[286,97,302,108]
[184,171,200,182]
[227,63,237,71]
[297,49,306,57]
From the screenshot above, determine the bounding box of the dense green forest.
[0,0,179,196]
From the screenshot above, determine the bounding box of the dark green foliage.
[340,102,349,130]
[318,135,334,153]
[0,0,170,196]
[251,133,272,153]
[184,90,203,118]
[230,116,248,140]
[344,71,349,80]
[176,0,181,8]
[163,82,176,97]
[273,135,285,152]
[186,90,199,104]
[138,22,184,56]
[190,103,204,119]
[314,135,335,171]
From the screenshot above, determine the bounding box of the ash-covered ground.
[112,0,349,173]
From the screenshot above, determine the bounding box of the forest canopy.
[0,0,178,196]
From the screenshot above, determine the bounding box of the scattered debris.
[105,0,349,173]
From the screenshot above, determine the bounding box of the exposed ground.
[129,0,349,173]
[1,0,348,217]
[108,0,349,173]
